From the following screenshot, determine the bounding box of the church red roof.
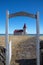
[14,30,23,33]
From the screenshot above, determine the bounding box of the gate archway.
[6,11,40,65]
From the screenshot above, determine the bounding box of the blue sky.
[0,0,43,34]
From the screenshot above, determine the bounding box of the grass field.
[0,35,43,65]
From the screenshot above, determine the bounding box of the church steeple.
[23,23,26,29]
[23,23,26,34]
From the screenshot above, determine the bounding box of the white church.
[14,23,27,35]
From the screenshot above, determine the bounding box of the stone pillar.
[36,11,40,65]
[5,10,9,65]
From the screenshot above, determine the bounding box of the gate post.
[5,10,9,65]
[36,11,40,65]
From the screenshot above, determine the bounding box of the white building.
[14,24,26,35]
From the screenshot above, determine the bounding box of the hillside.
[0,35,43,65]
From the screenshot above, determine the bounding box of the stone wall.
[0,46,6,65]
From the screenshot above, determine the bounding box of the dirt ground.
[0,35,43,65]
